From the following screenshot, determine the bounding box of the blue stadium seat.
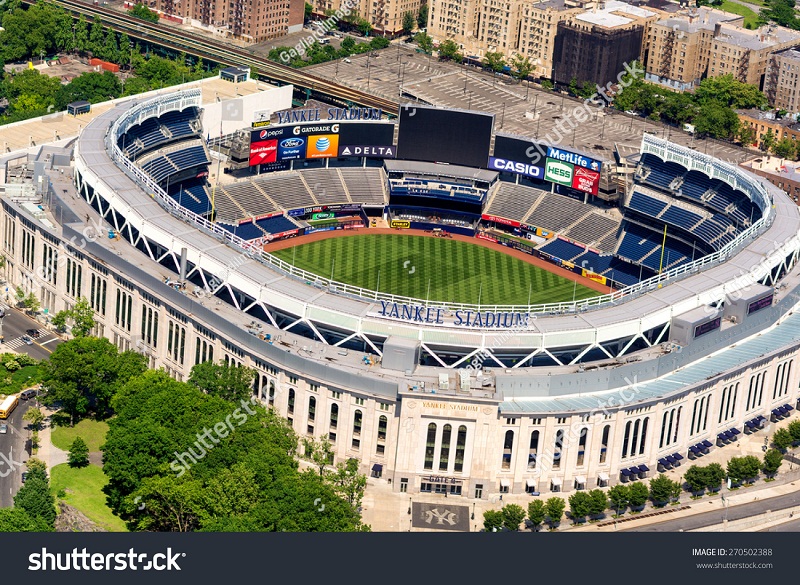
[256,216,297,234]
[629,191,668,217]
[539,238,586,261]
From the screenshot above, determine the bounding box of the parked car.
[21,472,27,483]
[26,329,40,338]
[0,424,7,434]
[20,389,37,400]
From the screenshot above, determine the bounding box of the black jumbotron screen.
[396,105,494,168]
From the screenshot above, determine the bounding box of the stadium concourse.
[3,84,800,516]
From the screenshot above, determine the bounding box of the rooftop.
[575,0,658,27]
[741,156,800,183]
[737,109,800,130]
[714,23,800,50]
[656,7,742,33]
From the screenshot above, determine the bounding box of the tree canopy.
[188,360,255,403]
[102,370,367,532]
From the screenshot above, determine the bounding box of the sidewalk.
[32,405,69,472]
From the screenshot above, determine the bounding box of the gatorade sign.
[544,158,574,186]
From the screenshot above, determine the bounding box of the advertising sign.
[488,156,543,179]
[571,166,601,195]
[306,134,339,159]
[249,139,277,166]
[544,158,574,186]
[338,145,396,158]
[277,136,306,161]
[312,212,334,220]
[390,219,411,228]
[546,146,602,172]
[582,269,607,285]
[481,214,520,228]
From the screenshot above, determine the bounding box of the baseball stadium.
[2,73,799,503]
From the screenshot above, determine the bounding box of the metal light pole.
[500,102,505,129]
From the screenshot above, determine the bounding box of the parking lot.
[305,42,752,165]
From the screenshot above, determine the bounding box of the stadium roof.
[384,159,498,182]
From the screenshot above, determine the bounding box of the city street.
[0,398,34,508]
[0,304,61,360]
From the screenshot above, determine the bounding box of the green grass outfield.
[272,234,597,305]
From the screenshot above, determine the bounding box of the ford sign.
[280,138,304,148]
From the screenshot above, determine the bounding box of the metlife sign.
[488,157,543,179]
[546,146,602,172]
[544,158,574,186]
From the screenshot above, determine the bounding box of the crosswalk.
[2,328,52,350]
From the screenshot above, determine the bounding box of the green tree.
[88,17,105,56]
[737,123,758,147]
[26,458,47,476]
[369,36,390,50]
[540,79,554,91]
[23,292,39,313]
[482,51,506,73]
[417,3,429,29]
[188,361,256,403]
[510,53,533,81]
[101,27,120,64]
[305,2,313,20]
[356,18,372,37]
[501,503,526,531]
[628,481,649,508]
[588,489,608,517]
[527,499,546,531]
[760,129,777,154]
[130,3,160,23]
[118,32,132,67]
[0,508,52,532]
[648,474,675,507]
[340,36,357,54]
[22,407,44,431]
[683,465,708,495]
[772,427,794,450]
[544,496,565,528]
[773,137,796,159]
[325,457,367,510]
[788,420,800,443]
[438,40,462,62]
[56,71,122,109]
[608,484,630,515]
[41,336,148,424]
[762,448,784,476]
[402,10,416,34]
[68,436,90,468]
[74,14,89,54]
[303,436,334,475]
[705,463,726,492]
[727,455,761,485]
[568,491,592,523]
[13,470,56,530]
[415,31,433,54]
[694,74,768,109]
[483,509,503,532]
[694,102,740,140]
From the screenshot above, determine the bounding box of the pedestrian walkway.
[3,328,52,350]
[36,407,69,472]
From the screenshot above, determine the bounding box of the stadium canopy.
[384,159,498,183]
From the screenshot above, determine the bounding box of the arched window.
[553,429,564,469]
[502,430,514,469]
[639,417,649,455]
[600,425,610,464]
[577,428,587,466]
[454,426,467,473]
[622,421,632,458]
[528,430,540,469]
[439,424,452,471]
[308,396,316,421]
[268,380,275,405]
[329,403,338,429]
[424,423,437,470]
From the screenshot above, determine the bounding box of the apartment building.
[766,47,800,115]
[736,108,800,148]
[552,0,660,85]
[310,0,425,35]
[645,8,800,92]
[146,0,305,42]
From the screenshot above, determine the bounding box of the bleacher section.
[629,191,669,217]
[660,205,702,230]
[301,169,349,204]
[539,238,587,262]
[528,194,593,232]
[338,168,386,205]
[118,107,200,159]
[256,215,299,234]
[217,181,279,219]
[257,173,317,210]
[636,153,686,191]
[170,178,211,216]
[616,223,694,272]
[139,144,210,183]
[484,182,544,222]
[563,213,620,246]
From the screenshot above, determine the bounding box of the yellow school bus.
[0,394,19,419]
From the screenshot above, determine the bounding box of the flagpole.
[658,224,667,274]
